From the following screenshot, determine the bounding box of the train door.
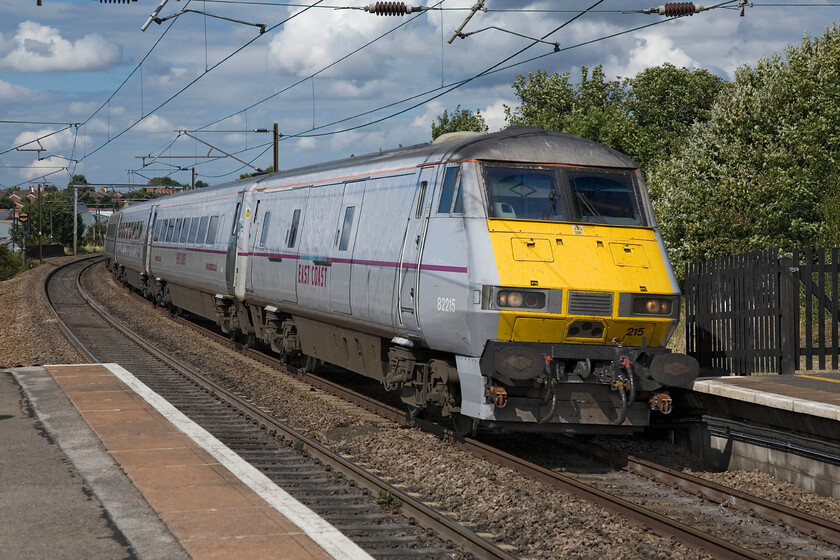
[144,205,158,274]
[277,191,308,303]
[245,196,263,294]
[328,180,366,314]
[225,192,246,295]
[396,166,437,332]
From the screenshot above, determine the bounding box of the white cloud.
[135,114,174,135]
[267,10,395,79]
[622,32,699,77]
[0,21,121,72]
[294,137,317,151]
[19,156,70,182]
[0,78,33,101]
[14,127,74,153]
[411,101,444,130]
[482,99,512,132]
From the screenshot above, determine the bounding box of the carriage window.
[165,219,176,242]
[287,209,301,248]
[205,216,220,245]
[197,216,209,244]
[259,212,271,248]
[484,166,562,221]
[437,167,460,213]
[179,218,190,243]
[567,169,642,226]
[338,206,355,251]
[173,219,184,243]
[154,220,164,242]
[187,218,198,244]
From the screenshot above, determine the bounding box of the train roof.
[119,128,638,211]
[258,127,638,183]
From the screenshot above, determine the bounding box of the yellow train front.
[412,128,698,435]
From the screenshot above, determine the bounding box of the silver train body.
[104,128,698,435]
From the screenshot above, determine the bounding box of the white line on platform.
[100,362,374,560]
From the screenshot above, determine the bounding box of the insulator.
[661,3,698,16]
[365,2,418,16]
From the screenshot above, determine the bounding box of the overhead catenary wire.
[75,1,326,167]
[173,1,734,180]
[6,0,796,183]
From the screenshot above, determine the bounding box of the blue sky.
[1,0,838,189]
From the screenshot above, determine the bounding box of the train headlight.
[632,297,674,316]
[496,290,545,310]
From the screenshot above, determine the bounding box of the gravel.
[8,256,840,559]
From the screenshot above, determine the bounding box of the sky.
[1,0,838,190]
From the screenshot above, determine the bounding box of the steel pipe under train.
[104,127,698,436]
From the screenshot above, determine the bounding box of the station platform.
[1,364,373,560]
[691,372,840,421]
[676,372,840,498]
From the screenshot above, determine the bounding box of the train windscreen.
[483,164,645,226]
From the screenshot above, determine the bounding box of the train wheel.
[452,413,479,438]
[301,354,317,373]
[406,404,427,420]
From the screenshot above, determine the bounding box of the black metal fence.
[684,248,840,375]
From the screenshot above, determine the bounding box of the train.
[104,127,698,436]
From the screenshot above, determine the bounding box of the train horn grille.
[567,291,613,316]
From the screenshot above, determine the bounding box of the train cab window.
[259,212,271,249]
[566,169,643,226]
[338,206,355,251]
[205,216,220,245]
[197,216,209,244]
[437,167,460,214]
[187,218,199,244]
[287,209,301,248]
[484,165,563,221]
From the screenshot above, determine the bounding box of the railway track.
[48,257,840,559]
[158,289,840,558]
[45,256,516,560]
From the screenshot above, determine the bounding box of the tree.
[431,105,488,140]
[68,174,95,204]
[504,66,644,165]
[624,64,726,169]
[17,191,82,248]
[649,25,840,275]
[0,246,23,281]
[147,176,182,187]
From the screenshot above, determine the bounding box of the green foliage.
[147,176,183,187]
[0,245,23,281]
[16,193,83,249]
[68,174,96,205]
[625,63,726,168]
[650,24,840,274]
[504,65,725,171]
[0,195,14,209]
[431,104,488,139]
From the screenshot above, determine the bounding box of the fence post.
[778,256,797,375]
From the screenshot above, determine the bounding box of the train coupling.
[485,386,508,408]
[649,392,673,414]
